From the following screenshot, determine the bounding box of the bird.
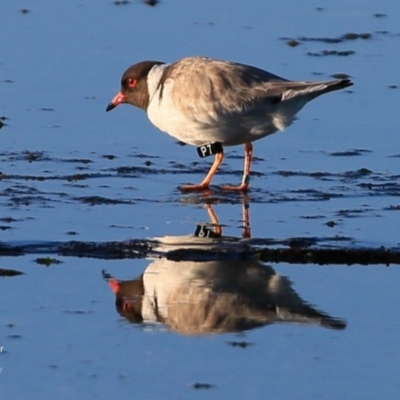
[106,56,353,191]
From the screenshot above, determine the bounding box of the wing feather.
[162,57,350,123]
[166,57,287,118]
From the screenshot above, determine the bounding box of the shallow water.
[1,1,400,399]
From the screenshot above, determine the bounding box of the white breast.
[146,65,207,145]
[146,64,179,134]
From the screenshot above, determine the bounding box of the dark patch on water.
[192,383,215,390]
[300,215,326,220]
[331,73,352,79]
[384,205,400,211]
[336,207,375,218]
[64,310,94,314]
[0,268,24,277]
[0,217,19,223]
[0,151,97,165]
[64,158,92,164]
[143,0,159,7]
[35,257,62,266]
[226,153,264,162]
[102,154,117,160]
[330,149,372,157]
[358,182,400,196]
[307,50,356,57]
[286,39,300,47]
[134,153,160,159]
[325,220,337,228]
[259,247,398,266]
[8,195,51,207]
[282,32,373,44]
[343,32,372,40]
[227,341,254,348]
[115,165,158,176]
[344,168,372,178]
[1,236,398,265]
[288,188,340,201]
[76,196,134,205]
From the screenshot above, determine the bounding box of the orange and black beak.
[106,92,126,112]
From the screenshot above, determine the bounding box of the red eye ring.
[127,78,137,88]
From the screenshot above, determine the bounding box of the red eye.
[127,78,137,88]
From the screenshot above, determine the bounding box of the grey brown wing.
[166,58,288,118]
[166,57,352,119]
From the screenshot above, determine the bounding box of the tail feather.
[281,78,353,101]
[318,78,353,95]
[271,78,353,131]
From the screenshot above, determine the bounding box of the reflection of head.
[109,277,145,324]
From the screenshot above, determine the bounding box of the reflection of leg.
[221,142,253,191]
[205,203,222,236]
[180,152,224,191]
[242,202,251,239]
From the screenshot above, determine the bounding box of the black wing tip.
[339,78,354,89]
[322,318,347,330]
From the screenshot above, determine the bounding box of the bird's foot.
[220,174,250,192]
[220,183,249,192]
[179,183,211,192]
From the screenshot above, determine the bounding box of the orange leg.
[205,203,222,236]
[242,202,251,239]
[205,202,250,238]
[221,142,253,191]
[180,152,224,191]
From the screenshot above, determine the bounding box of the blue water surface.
[1,1,400,399]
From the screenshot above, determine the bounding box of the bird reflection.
[104,202,345,334]
[104,258,346,334]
